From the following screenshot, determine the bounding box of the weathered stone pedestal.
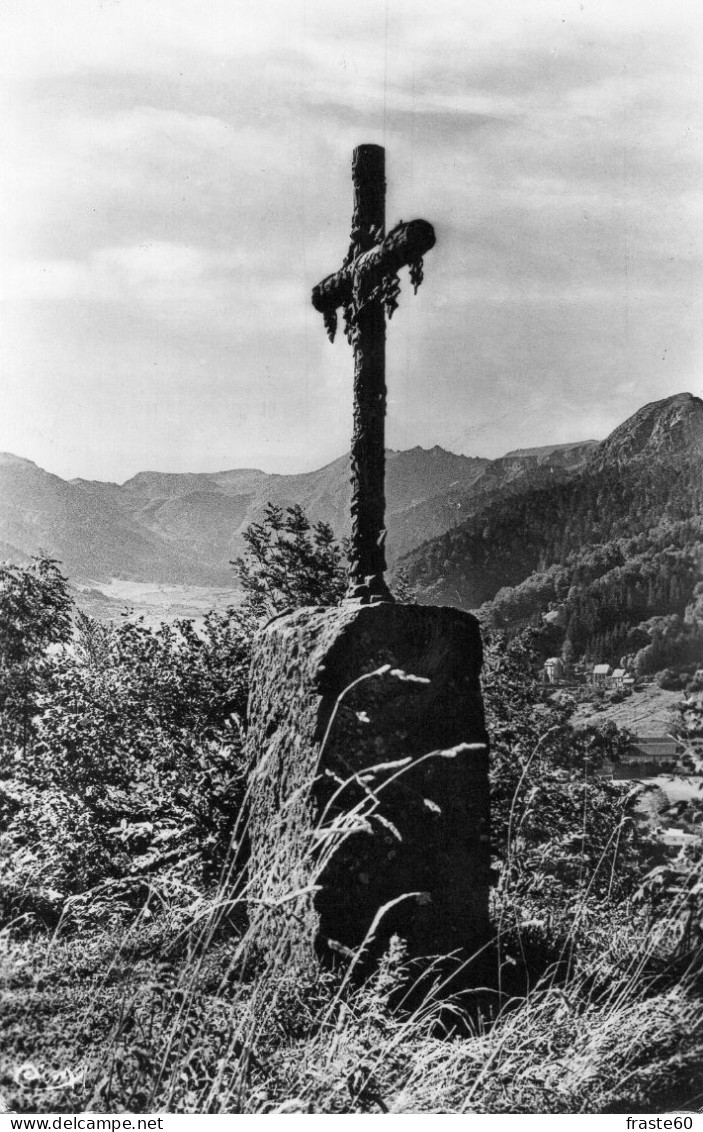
[245,603,490,970]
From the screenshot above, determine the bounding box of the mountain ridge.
[2,394,700,621]
[591,392,703,469]
[0,440,573,586]
[400,392,703,669]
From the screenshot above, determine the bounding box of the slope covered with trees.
[401,394,703,669]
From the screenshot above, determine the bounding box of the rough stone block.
[245,603,490,969]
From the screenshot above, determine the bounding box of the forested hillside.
[0,440,595,589]
[401,394,703,670]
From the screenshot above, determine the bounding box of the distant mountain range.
[0,435,597,587]
[1,392,701,663]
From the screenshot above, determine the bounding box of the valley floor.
[74,581,242,627]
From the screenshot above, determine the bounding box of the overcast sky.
[2,0,702,482]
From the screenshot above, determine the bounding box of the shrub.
[232,503,348,617]
[656,668,687,691]
[0,558,73,751]
[0,582,255,922]
[483,630,659,922]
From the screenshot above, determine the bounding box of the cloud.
[1,0,702,480]
[0,240,310,342]
[2,242,231,300]
[1,0,289,81]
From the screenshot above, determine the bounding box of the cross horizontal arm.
[312,218,436,315]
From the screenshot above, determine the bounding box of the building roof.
[593,664,611,674]
[611,668,627,678]
[630,737,681,758]
[635,736,679,748]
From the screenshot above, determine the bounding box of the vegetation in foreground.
[0,525,702,1114]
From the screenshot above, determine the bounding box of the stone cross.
[312,144,436,604]
[248,157,488,973]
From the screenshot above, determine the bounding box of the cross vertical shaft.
[312,144,435,605]
[348,145,391,602]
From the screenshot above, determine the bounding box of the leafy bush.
[656,667,688,691]
[0,575,254,923]
[483,630,660,923]
[0,558,73,751]
[232,503,348,617]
